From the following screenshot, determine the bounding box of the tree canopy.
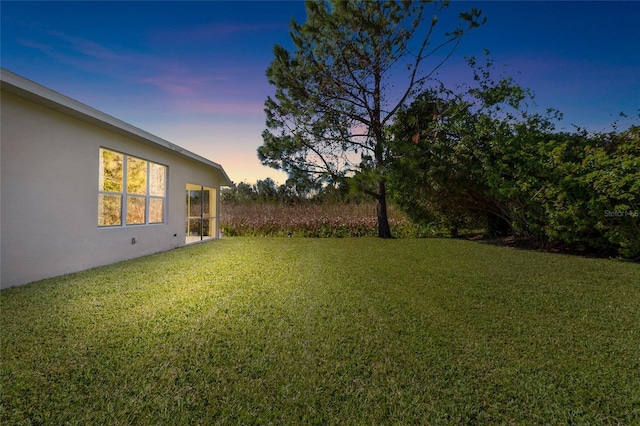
[389,54,639,258]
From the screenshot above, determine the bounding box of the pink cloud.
[22,30,230,98]
[139,71,226,96]
[18,29,268,117]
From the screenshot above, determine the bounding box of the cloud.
[19,30,230,98]
[16,38,55,55]
[49,31,136,63]
[19,26,264,99]
[18,30,150,79]
[16,27,270,121]
[150,22,285,45]
[138,68,228,96]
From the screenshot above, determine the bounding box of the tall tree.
[259,0,484,237]
[389,54,557,238]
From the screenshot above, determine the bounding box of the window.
[99,148,167,227]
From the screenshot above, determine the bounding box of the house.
[0,69,232,288]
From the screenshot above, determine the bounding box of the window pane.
[202,218,212,236]
[149,163,166,196]
[187,218,201,236]
[189,190,201,217]
[203,187,216,218]
[149,198,164,223]
[127,157,147,195]
[202,190,210,216]
[98,194,122,226]
[99,149,123,192]
[127,196,146,225]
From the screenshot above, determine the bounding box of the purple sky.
[2,1,639,184]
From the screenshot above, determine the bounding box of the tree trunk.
[376,180,392,238]
[487,211,510,238]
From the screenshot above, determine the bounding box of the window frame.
[98,148,167,227]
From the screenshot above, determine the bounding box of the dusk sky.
[2,1,639,184]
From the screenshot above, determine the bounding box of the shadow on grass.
[469,234,640,263]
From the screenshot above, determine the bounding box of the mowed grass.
[1,238,639,425]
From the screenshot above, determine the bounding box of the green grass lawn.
[2,238,639,425]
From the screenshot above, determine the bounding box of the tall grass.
[220,202,433,237]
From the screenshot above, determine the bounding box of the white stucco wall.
[1,91,224,288]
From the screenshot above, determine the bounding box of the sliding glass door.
[186,184,217,243]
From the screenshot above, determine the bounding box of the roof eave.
[1,68,232,187]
